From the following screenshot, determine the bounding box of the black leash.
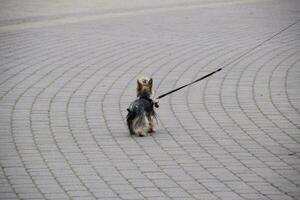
[156,67,222,99]
[155,19,300,100]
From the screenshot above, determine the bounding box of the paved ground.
[1,0,300,199]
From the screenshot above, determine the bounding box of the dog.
[126,76,158,137]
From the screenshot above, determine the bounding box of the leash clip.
[153,98,160,108]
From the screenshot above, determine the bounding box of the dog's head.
[137,76,153,98]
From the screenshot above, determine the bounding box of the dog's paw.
[137,131,146,137]
[147,128,155,134]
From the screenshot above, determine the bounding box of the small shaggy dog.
[126,77,158,137]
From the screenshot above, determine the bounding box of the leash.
[156,67,222,100]
[155,19,300,102]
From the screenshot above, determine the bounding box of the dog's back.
[126,98,153,135]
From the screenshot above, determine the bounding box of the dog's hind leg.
[132,117,147,137]
[137,131,146,137]
[135,125,146,137]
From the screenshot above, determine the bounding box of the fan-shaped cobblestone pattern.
[0,0,300,199]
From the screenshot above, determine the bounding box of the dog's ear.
[137,78,142,84]
[149,78,153,86]
[137,79,142,87]
[137,79,142,96]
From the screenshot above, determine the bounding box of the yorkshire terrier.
[126,76,158,137]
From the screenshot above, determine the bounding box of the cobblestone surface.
[0,0,300,199]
